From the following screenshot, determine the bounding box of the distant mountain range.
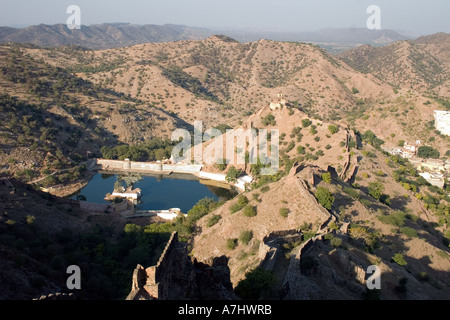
[216,27,416,45]
[0,23,213,49]
[0,23,417,51]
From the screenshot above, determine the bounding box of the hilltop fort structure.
[269,93,288,110]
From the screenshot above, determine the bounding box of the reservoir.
[71,172,236,213]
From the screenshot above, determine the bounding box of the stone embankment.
[96,158,203,175]
[96,158,252,191]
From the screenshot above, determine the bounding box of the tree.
[243,205,257,217]
[321,172,332,183]
[392,253,407,266]
[216,159,228,171]
[262,114,276,126]
[226,166,242,182]
[226,238,238,250]
[328,124,338,134]
[297,146,306,155]
[239,230,253,245]
[279,207,289,218]
[368,181,384,201]
[315,187,334,210]
[301,118,312,128]
[418,146,440,159]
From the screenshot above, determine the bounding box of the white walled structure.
[434,110,450,136]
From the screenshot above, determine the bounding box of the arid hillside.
[339,33,450,96]
[23,36,393,126]
[0,44,187,185]
[22,34,449,156]
[0,33,449,301]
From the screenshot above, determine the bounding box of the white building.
[419,172,445,189]
[434,110,450,136]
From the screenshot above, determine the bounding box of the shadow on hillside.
[389,195,409,211]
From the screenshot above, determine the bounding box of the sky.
[0,0,449,35]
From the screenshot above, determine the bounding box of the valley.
[0,29,449,301]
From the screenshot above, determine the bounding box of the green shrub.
[301,118,312,128]
[329,221,339,230]
[230,203,243,214]
[26,215,36,225]
[207,215,221,227]
[226,238,238,250]
[243,205,257,217]
[368,181,384,201]
[260,186,270,193]
[226,166,243,182]
[239,230,253,245]
[330,237,342,247]
[392,253,407,266]
[321,172,332,183]
[279,207,289,218]
[378,211,407,227]
[237,195,249,207]
[418,146,440,159]
[262,114,276,126]
[400,227,418,238]
[328,124,338,134]
[315,187,335,210]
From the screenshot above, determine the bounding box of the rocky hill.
[0,33,449,300]
[19,34,449,158]
[339,33,450,96]
[0,44,188,188]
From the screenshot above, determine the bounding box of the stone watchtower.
[270,93,287,111]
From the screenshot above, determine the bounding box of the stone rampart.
[96,159,202,175]
[127,232,179,300]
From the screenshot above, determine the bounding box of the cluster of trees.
[0,211,170,299]
[418,146,440,159]
[262,114,276,126]
[100,139,175,162]
[0,194,225,299]
[368,181,391,206]
[361,130,384,149]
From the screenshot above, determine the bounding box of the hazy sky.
[0,0,449,35]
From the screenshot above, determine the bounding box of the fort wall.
[96,159,203,174]
[127,232,179,300]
